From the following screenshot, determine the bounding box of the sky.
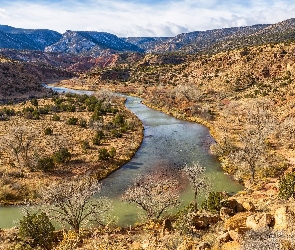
[0,0,294,37]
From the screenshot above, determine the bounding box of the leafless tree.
[232,100,278,183]
[183,162,210,211]
[213,99,279,184]
[173,82,201,103]
[41,177,112,232]
[0,127,36,171]
[122,169,181,220]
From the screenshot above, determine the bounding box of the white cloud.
[0,0,294,36]
[0,8,8,19]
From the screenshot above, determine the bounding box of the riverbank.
[0,91,144,205]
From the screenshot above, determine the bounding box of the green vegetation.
[52,148,71,164]
[279,172,295,200]
[36,157,55,172]
[18,211,55,249]
[44,127,53,135]
[201,191,224,213]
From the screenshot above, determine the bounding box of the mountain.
[123,18,295,54]
[2,19,295,57]
[122,37,170,52]
[45,31,144,56]
[0,25,62,50]
[189,18,295,54]
[125,24,270,53]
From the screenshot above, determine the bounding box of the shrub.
[52,148,71,164]
[67,117,78,125]
[201,191,223,213]
[98,148,110,161]
[109,147,116,159]
[79,119,87,128]
[52,114,60,121]
[44,127,53,135]
[38,106,49,115]
[93,130,104,145]
[279,172,295,200]
[37,157,55,172]
[113,114,125,126]
[111,129,122,138]
[18,211,55,249]
[30,98,38,107]
[66,104,76,112]
[81,140,91,152]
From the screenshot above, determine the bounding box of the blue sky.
[0,0,294,37]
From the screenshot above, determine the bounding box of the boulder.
[222,199,244,213]
[193,214,221,229]
[196,242,211,250]
[242,201,255,212]
[224,212,251,231]
[246,213,273,230]
[221,241,241,250]
[274,206,295,230]
[216,232,232,244]
[220,207,235,221]
[228,227,249,243]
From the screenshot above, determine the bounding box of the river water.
[0,87,243,228]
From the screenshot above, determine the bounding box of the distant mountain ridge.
[1,18,295,56]
[0,25,62,50]
[44,30,144,56]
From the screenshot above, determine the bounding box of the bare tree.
[183,162,210,211]
[41,177,112,232]
[232,100,278,183]
[213,99,279,184]
[0,127,36,171]
[122,169,180,220]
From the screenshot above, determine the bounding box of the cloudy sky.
[0,0,294,37]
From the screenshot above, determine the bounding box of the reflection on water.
[0,87,243,228]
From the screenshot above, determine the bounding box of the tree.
[122,169,180,220]
[183,162,210,211]
[213,99,279,184]
[231,99,278,183]
[18,211,55,249]
[0,127,36,171]
[41,177,112,232]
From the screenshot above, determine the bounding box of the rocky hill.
[0,55,74,103]
[45,31,144,56]
[0,25,62,50]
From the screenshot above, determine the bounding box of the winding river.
[0,87,243,228]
